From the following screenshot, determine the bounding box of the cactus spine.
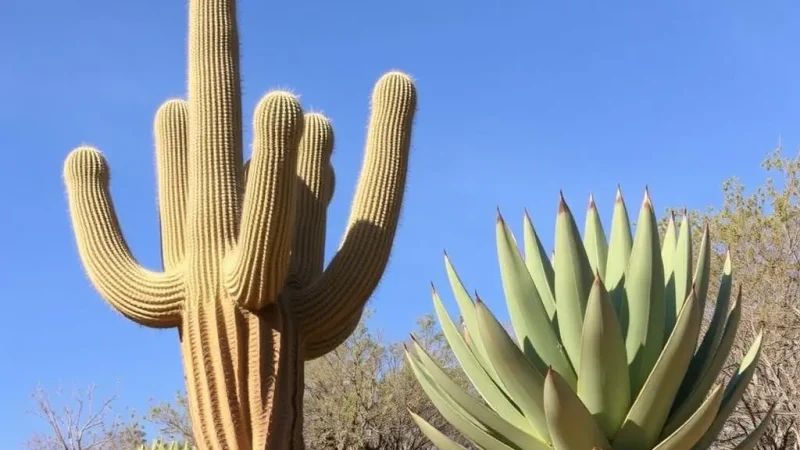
[62,0,417,448]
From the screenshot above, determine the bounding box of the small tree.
[25,384,146,450]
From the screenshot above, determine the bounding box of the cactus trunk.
[181,299,304,449]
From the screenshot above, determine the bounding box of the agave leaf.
[673,254,734,409]
[554,194,594,374]
[651,384,723,450]
[692,224,711,314]
[661,211,678,280]
[404,347,519,450]
[444,255,500,379]
[523,211,557,320]
[731,403,776,450]
[624,191,666,396]
[605,187,633,315]
[578,275,630,439]
[408,338,544,448]
[408,409,469,450]
[544,368,611,450]
[692,331,765,450]
[663,291,741,435]
[496,213,576,385]
[613,288,702,450]
[476,299,552,444]
[432,287,529,430]
[584,195,609,280]
[666,213,692,340]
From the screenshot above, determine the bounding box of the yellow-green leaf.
[663,290,741,435]
[652,384,723,450]
[605,187,633,315]
[444,254,499,380]
[666,213,692,340]
[584,195,609,280]
[623,191,665,396]
[554,195,594,374]
[613,288,702,450]
[497,213,576,385]
[661,211,677,280]
[578,276,631,439]
[692,331,765,450]
[476,299,551,443]
[432,287,529,431]
[408,409,469,450]
[673,253,734,410]
[404,348,518,450]
[523,211,557,320]
[409,338,543,448]
[545,368,611,450]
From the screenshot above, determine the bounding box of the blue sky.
[2,0,800,445]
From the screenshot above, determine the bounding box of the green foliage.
[137,441,191,450]
[408,188,773,450]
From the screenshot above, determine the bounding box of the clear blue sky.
[2,0,799,445]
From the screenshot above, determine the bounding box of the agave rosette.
[406,188,772,450]
[138,441,192,450]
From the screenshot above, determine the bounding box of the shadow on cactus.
[406,189,774,450]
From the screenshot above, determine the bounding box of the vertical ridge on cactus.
[62,0,417,447]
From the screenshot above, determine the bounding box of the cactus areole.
[62,0,417,448]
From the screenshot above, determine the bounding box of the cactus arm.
[293,72,417,353]
[185,0,243,276]
[64,147,185,328]
[285,113,335,289]
[224,92,304,310]
[154,100,190,270]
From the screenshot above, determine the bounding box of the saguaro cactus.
[62,0,417,448]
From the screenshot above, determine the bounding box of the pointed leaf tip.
[558,192,569,213]
[643,187,652,206]
[588,192,596,209]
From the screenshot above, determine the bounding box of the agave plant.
[406,189,774,450]
[137,441,192,450]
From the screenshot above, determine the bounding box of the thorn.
[558,191,568,213]
[496,207,505,224]
[430,282,437,294]
[643,186,651,207]
[616,184,623,202]
[588,192,596,210]
[409,333,419,343]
